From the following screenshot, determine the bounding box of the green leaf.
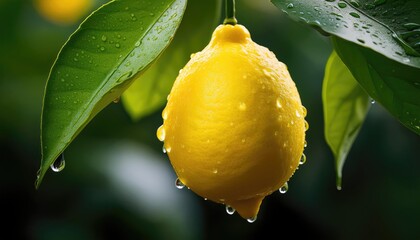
[323,51,371,189]
[271,0,420,67]
[37,0,187,188]
[272,0,420,135]
[333,37,420,135]
[121,0,221,120]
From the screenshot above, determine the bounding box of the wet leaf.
[272,0,420,135]
[333,37,420,135]
[122,0,221,120]
[271,0,420,67]
[323,51,371,189]
[37,0,187,188]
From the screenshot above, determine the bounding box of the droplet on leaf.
[50,153,65,172]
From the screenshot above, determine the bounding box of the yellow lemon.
[157,24,307,220]
[34,0,92,25]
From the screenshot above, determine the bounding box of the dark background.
[1,0,419,239]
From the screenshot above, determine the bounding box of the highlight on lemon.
[157,22,308,222]
[34,0,93,25]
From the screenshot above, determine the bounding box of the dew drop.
[403,23,420,31]
[156,125,166,141]
[350,12,360,18]
[263,68,271,77]
[279,182,289,194]
[295,109,301,118]
[304,140,308,148]
[312,20,322,26]
[239,102,247,111]
[162,146,167,153]
[286,3,294,9]
[162,108,168,120]
[350,0,360,7]
[113,97,120,103]
[101,35,107,42]
[50,153,65,172]
[166,146,172,153]
[115,43,120,48]
[304,120,309,131]
[370,98,376,104]
[338,2,347,8]
[226,205,236,215]
[175,178,185,189]
[276,98,282,109]
[135,41,141,47]
[100,46,105,52]
[299,153,307,165]
[247,216,257,223]
[302,106,307,117]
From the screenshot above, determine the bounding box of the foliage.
[272,0,420,185]
[323,51,370,188]
[37,0,187,188]
[38,0,419,188]
[121,0,220,120]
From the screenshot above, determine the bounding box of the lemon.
[157,24,307,220]
[34,0,92,25]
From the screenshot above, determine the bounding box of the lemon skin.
[158,24,306,219]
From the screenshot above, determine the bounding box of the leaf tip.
[336,175,342,191]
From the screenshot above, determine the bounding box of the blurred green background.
[1,0,419,239]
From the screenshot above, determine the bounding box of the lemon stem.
[223,0,237,25]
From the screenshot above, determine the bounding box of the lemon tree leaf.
[271,0,420,67]
[272,0,420,135]
[121,0,221,120]
[323,51,371,189]
[333,37,420,135]
[37,0,187,188]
